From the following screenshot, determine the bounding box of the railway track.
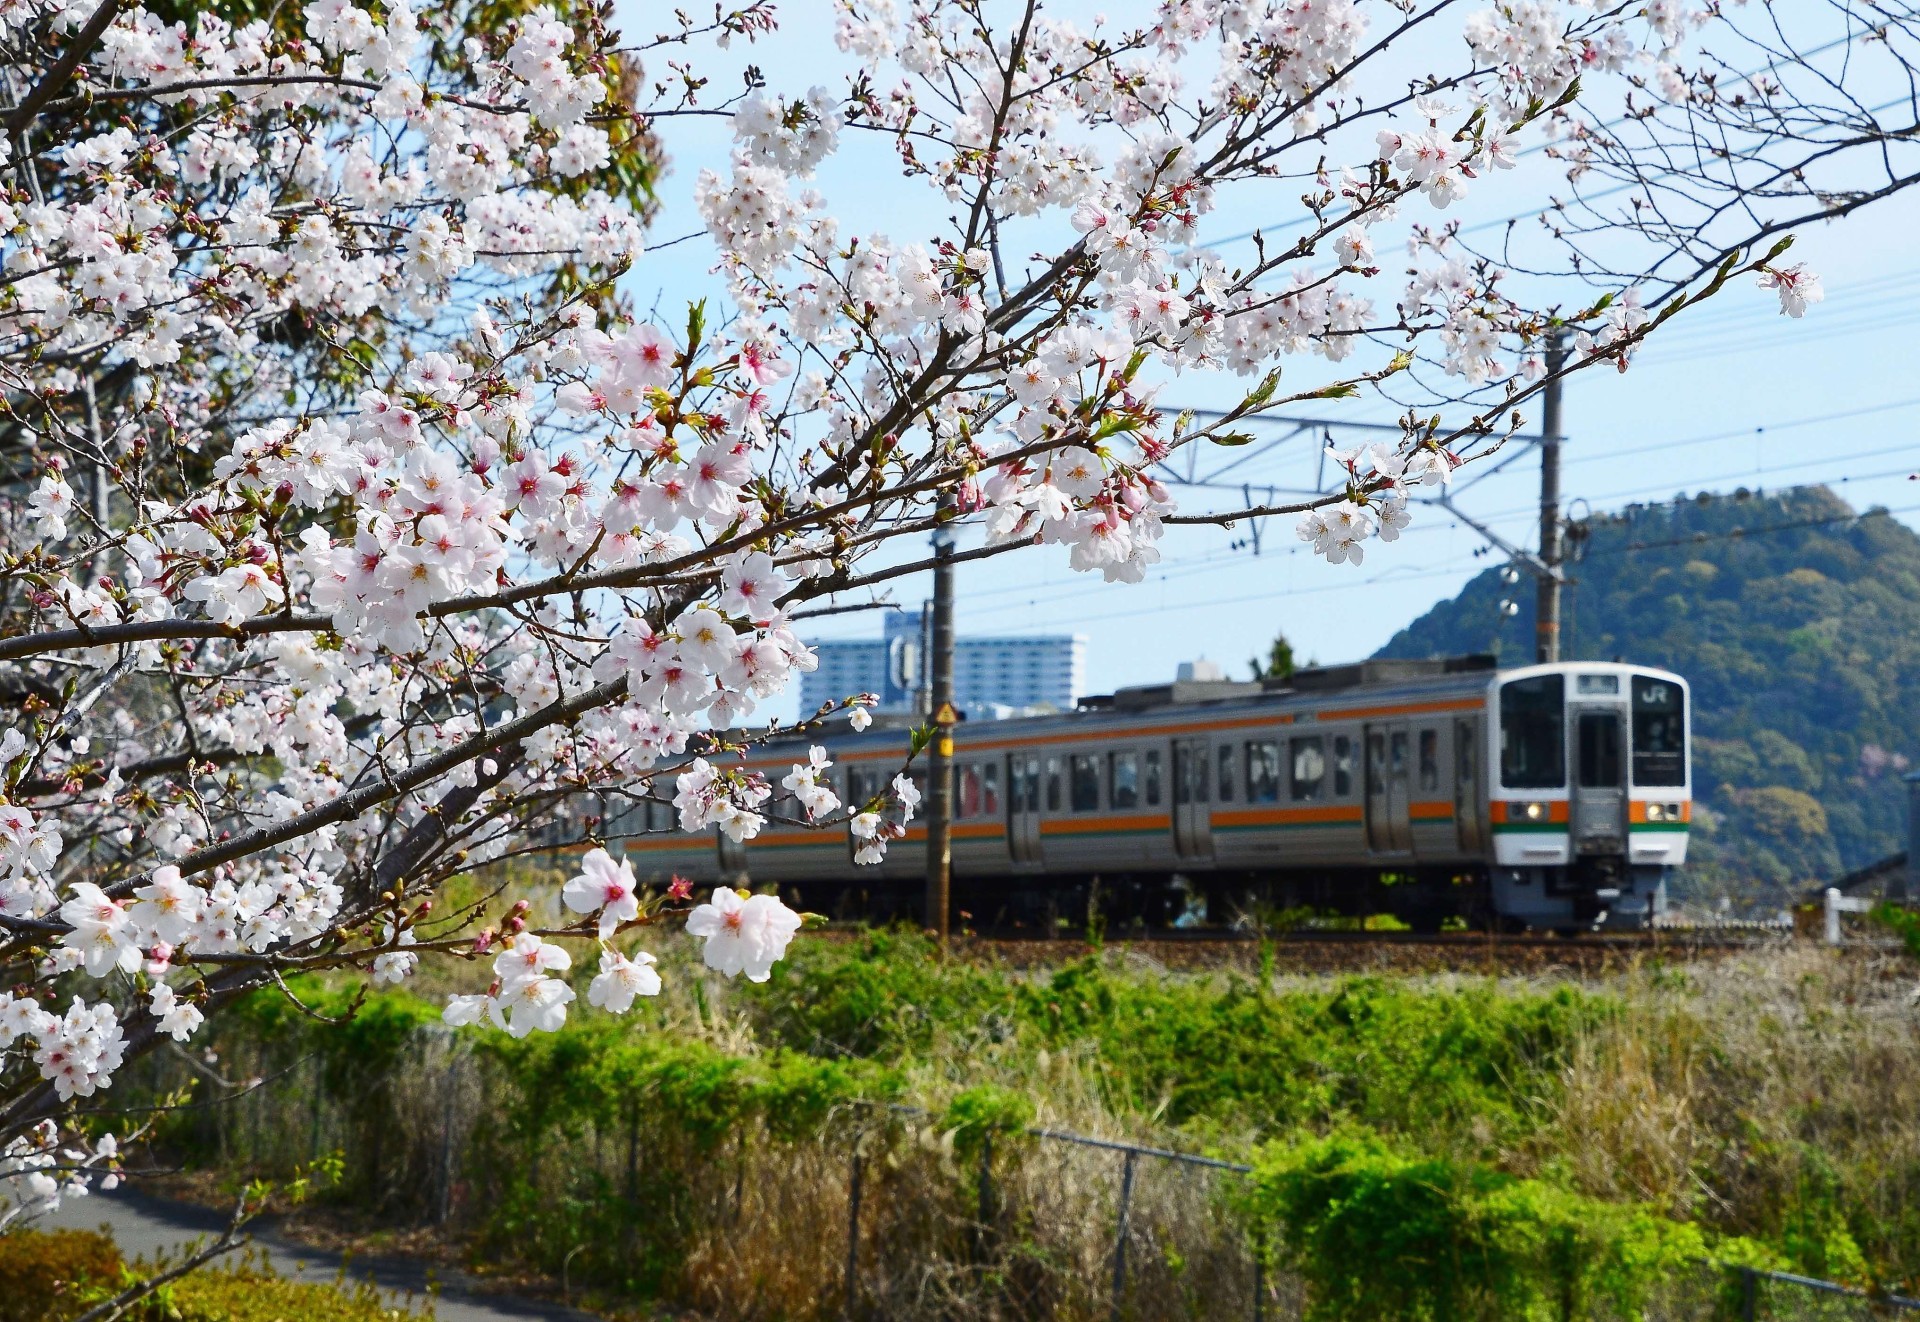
[814,924,1819,975]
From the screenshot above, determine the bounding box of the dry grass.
[138,938,1920,1319]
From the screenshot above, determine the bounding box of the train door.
[1171,738,1214,861]
[1364,722,1412,854]
[1454,717,1486,852]
[1007,752,1043,865]
[1572,708,1628,853]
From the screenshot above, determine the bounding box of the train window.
[1143,749,1163,806]
[1499,674,1566,789]
[1045,756,1063,812]
[1174,746,1209,804]
[1111,752,1140,809]
[1333,736,1354,797]
[1069,754,1101,812]
[1286,737,1322,801]
[960,765,983,818]
[1247,740,1282,802]
[981,763,1001,815]
[1022,756,1041,812]
[1631,676,1686,787]
[1390,731,1408,776]
[1418,729,1440,792]
[1577,712,1622,788]
[1216,744,1236,802]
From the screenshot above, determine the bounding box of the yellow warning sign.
[933,701,959,726]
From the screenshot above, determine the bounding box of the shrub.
[1239,1131,1709,1322]
[0,1226,122,1322]
[0,1227,433,1321]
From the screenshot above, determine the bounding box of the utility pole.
[924,502,957,946]
[1536,331,1569,663]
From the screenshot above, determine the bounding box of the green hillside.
[1374,485,1920,906]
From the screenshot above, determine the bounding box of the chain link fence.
[151,1023,1920,1321]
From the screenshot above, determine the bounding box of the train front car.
[1488,662,1690,930]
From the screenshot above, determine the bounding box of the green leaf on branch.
[1211,431,1256,446]
[686,298,708,359]
[1240,367,1283,413]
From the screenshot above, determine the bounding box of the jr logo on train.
[610,657,1689,933]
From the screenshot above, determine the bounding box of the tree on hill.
[1375,486,1920,905]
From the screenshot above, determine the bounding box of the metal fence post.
[1253,1244,1264,1322]
[972,1131,993,1264]
[845,1146,864,1319]
[437,1048,460,1225]
[1110,1149,1138,1322]
[1741,1265,1758,1322]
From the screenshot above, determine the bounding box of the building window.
[1111,751,1140,809]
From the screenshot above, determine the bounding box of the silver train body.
[615,657,1691,932]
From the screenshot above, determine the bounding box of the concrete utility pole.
[924,506,957,945]
[1536,331,1569,663]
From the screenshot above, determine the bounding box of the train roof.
[1084,654,1498,713]
[741,656,1687,763]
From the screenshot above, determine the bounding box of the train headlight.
[1521,801,1546,821]
[1645,802,1684,823]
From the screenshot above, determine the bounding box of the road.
[42,1186,601,1322]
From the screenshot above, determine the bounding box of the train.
[610,656,1691,933]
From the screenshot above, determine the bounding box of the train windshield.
[1631,676,1687,787]
[1499,674,1565,789]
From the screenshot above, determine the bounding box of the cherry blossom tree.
[0,0,1916,1240]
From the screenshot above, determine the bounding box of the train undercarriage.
[764,861,1670,937]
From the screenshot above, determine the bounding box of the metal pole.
[1110,1150,1138,1322]
[1253,1243,1265,1322]
[978,1132,993,1232]
[925,505,957,945]
[438,1049,460,1225]
[1536,331,1568,664]
[1740,1265,1758,1322]
[845,1148,864,1318]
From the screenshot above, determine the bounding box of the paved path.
[43,1187,600,1322]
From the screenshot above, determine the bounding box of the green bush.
[1239,1131,1709,1322]
[0,1227,122,1322]
[0,1227,433,1321]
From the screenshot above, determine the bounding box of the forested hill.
[1374,485,1920,905]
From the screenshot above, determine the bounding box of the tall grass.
[123,932,1920,1319]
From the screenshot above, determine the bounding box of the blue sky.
[614,3,1920,720]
